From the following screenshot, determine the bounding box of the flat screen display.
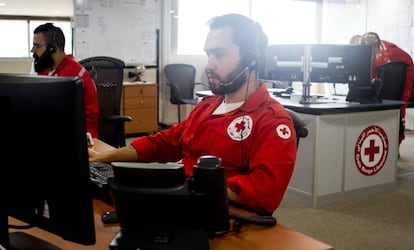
[0,73,95,249]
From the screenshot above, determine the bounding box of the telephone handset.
[194,155,277,230]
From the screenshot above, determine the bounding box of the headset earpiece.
[248,57,257,71]
[244,22,262,71]
[47,45,57,53]
[242,50,257,71]
[244,49,257,71]
[47,27,58,54]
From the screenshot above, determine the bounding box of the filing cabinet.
[121,83,158,134]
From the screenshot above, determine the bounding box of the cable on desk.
[8,224,33,230]
[228,200,277,227]
[229,212,277,226]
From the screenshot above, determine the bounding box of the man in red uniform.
[361,32,414,145]
[89,14,297,214]
[31,23,100,138]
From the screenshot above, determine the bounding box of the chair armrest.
[285,108,308,144]
[181,98,199,105]
[297,127,308,139]
[104,115,132,123]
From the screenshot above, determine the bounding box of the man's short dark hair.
[34,23,65,51]
[365,31,381,48]
[207,13,268,71]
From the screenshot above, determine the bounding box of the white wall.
[365,0,414,57]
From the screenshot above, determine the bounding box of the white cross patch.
[276,124,291,139]
[227,115,253,141]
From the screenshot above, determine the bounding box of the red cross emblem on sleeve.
[276,124,291,139]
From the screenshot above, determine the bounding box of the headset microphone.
[219,66,249,86]
[209,58,256,95]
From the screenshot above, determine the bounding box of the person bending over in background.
[31,23,100,138]
[360,31,414,145]
[89,13,297,214]
[349,34,361,44]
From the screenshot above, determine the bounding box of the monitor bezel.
[0,73,96,248]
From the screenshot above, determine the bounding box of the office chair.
[164,63,199,123]
[376,61,408,139]
[285,108,308,147]
[79,56,132,148]
[376,61,408,101]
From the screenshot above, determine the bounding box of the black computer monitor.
[309,44,372,85]
[0,74,95,249]
[263,44,305,83]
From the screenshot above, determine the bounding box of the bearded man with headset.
[31,22,100,138]
[89,13,297,214]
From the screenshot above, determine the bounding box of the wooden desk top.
[195,90,404,115]
[10,199,333,250]
[8,139,333,250]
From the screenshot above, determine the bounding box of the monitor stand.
[8,232,62,250]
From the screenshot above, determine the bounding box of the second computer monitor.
[263,44,305,83]
[310,44,372,85]
[263,44,372,86]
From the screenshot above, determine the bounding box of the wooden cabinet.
[121,83,158,134]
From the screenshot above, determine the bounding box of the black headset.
[242,22,262,72]
[245,50,257,71]
[46,27,58,54]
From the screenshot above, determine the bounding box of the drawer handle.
[139,88,144,94]
[139,100,144,105]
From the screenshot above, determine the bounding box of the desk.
[9,199,332,250]
[277,97,403,208]
[8,139,333,250]
[196,90,403,208]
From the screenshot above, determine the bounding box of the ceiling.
[0,0,73,17]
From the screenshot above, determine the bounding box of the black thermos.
[192,155,230,236]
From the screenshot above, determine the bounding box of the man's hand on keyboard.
[88,147,101,162]
[88,145,139,163]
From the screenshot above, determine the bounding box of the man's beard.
[207,64,248,95]
[33,52,54,73]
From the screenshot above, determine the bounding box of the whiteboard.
[74,0,157,66]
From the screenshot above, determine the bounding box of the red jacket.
[131,83,297,213]
[38,55,100,138]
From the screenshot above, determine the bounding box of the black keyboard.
[89,162,114,204]
[89,162,114,188]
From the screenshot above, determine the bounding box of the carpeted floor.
[274,130,414,250]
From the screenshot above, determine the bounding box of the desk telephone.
[106,155,276,250]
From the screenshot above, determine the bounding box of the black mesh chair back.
[376,61,408,142]
[164,63,198,122]
[376,61,408,101]
[285,108,308,147]
[79,56,132,148]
